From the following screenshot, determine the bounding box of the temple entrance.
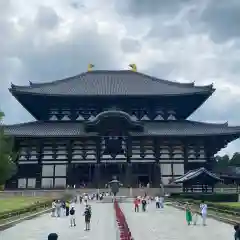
[138,175,149,187]
[67,164,94,188]
[132,163,153,187]
[100,163,125,185]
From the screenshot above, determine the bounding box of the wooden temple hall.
[4,65,240,189]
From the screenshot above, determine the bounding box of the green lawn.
[0,196,51,213]
[215,202,240,208]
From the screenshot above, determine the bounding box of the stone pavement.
[121,202,234,240]
[1,202,117,240]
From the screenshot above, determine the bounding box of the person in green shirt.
[185,202,192,225]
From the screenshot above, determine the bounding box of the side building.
[4,69,240,189]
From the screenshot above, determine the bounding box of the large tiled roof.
[174,168,221,183]
[4,120,240,137]
[9,70,214,96]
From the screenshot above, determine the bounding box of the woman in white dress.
[200,200,207,226]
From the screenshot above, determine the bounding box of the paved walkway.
[121,202,234,240]
[1,202,116,240]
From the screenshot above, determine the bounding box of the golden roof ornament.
[129,64,137,72]
[88,64,94,71]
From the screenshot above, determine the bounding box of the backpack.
[85,208,91,217]
[70,208,75,215]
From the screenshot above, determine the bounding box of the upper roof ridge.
[11,70,213,90]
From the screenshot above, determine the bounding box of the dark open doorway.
[67,164,94,188]
[138,175,149,187]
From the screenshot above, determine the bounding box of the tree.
[213,154,230,171]
[0,111,17,187]
[229,152,240,166]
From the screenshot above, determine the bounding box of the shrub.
[0,199,52,220]
[208,203,240,214]
[170,193,238,202]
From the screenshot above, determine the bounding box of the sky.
[0,0,240,156]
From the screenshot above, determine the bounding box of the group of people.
[51,195,92,231]
[133,195,165,212]
[51,199,73,218]
[185,200,207,226]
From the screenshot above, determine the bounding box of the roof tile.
[10,70,214,96]
[4,120,240,137]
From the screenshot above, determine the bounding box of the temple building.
[4,66,240,189]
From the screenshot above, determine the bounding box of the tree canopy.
[0,111,17,186]
[213,152,240,171]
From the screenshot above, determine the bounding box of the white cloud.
[1,0,240,156]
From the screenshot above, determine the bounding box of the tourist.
[61,200,66,216]
[192,209,198,225]
[185,202,192,225]
[141,197,147,212]
[134,197,140,212]
[66,201,70,216]
[159,195,164,208]
[83,205,92,231]
[69,206,76,227]
[84,194,88,205]
[155,195,160,208]
[51,200,56,217]
[48,233,58,240]
[200,200,207,226]
[55,200,61,217]
[234,224,240,240]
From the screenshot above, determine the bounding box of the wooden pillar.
[183,139,188,191]
[183,139,188,173]
[169,143,174,181]
[66,140,72,187]
[125,163,132,187]
[126,135,132,161]
[93,164,100,188]
[67,139,72,164]
[96,137,101,163]
[205,138,214,170]
[153,163,161,187]
[35,139,42,189]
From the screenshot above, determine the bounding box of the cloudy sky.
[1,0,240,156]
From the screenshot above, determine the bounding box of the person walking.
[69,206,76,227]
[155,196,160,209]
[141,197,147,212]
[84,194,88,205]
[79,195,83,204]
[83,205,92,231]
[185,203,192,225]
[192,209,198,225]
[55,200,61,218]
[65,201,70,216]
[51,200,56,217]
[200,201,207,226]
[134,197,140,212]
[159,196,164,208]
